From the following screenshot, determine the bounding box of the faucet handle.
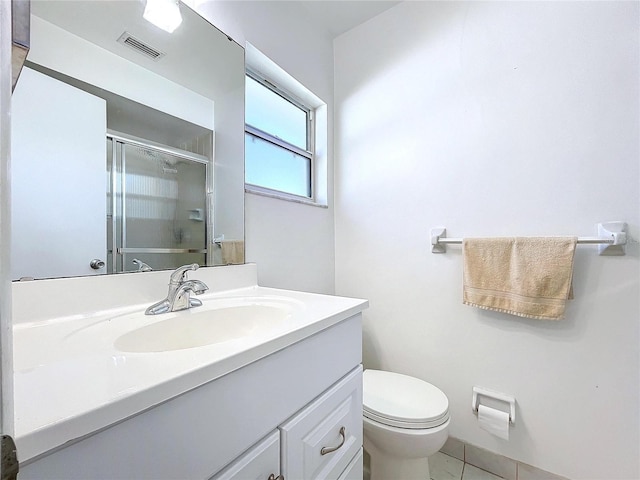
[169,263,199,284]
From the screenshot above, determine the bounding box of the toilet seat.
[363,370,449,429]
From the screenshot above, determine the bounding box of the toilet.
[363,369,450,480]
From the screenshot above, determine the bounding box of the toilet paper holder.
[472,386,516,425]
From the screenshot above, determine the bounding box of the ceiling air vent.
[117,32,165,61]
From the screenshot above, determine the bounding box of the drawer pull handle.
[320,426,346,456]
[267,475,284,480]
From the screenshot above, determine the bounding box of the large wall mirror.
[11,0,245,281]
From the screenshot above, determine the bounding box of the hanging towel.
[221,240,245,265]
[462,237,578,320]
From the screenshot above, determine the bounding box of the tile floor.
[431,451,504,480]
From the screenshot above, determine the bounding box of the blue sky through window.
[245,76,308,150]
[245,133,311,197]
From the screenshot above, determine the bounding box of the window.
[245,71,314,199]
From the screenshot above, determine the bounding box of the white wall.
[334,2,639,479]
[192,1,336,294]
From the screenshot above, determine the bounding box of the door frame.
[1,0,17,476]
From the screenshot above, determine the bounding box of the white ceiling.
[295,1,402,38]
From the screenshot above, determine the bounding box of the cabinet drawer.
[211,430,280,480]
[280,367,363,480]
[337,448,363,480]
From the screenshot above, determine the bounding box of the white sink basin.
[115,303,292,353]
[44,295,304,359]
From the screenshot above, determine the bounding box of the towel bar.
[431,222,627,255]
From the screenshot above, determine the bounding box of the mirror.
[10,0,245,281]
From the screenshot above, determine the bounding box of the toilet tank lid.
[363,370,449,425]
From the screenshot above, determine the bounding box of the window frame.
[244,69,316,202]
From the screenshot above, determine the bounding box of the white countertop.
[13,273,367,463]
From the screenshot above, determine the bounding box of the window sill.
[245,185,328,209]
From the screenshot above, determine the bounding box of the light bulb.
[143,0,183,34]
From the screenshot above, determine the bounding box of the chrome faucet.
[132,258,152,272]
[145,264,209,315]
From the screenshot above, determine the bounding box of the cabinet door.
[211,430,280,480]
[280,367,363,480]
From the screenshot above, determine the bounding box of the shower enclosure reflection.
[107,134,210,274]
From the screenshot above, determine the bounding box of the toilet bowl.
[363,369,450,480]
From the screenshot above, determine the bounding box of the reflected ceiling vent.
[117,32,166,61]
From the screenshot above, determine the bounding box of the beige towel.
[221,240,245,265]
[462,237,577,320]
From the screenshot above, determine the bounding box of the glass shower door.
[108,136,209,273]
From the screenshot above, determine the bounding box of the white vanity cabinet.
[19,314,363,480]
[210,367,362,480]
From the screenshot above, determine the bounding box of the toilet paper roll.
[478,405,510,440]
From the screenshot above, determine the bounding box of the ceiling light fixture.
[143,0,183,34]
